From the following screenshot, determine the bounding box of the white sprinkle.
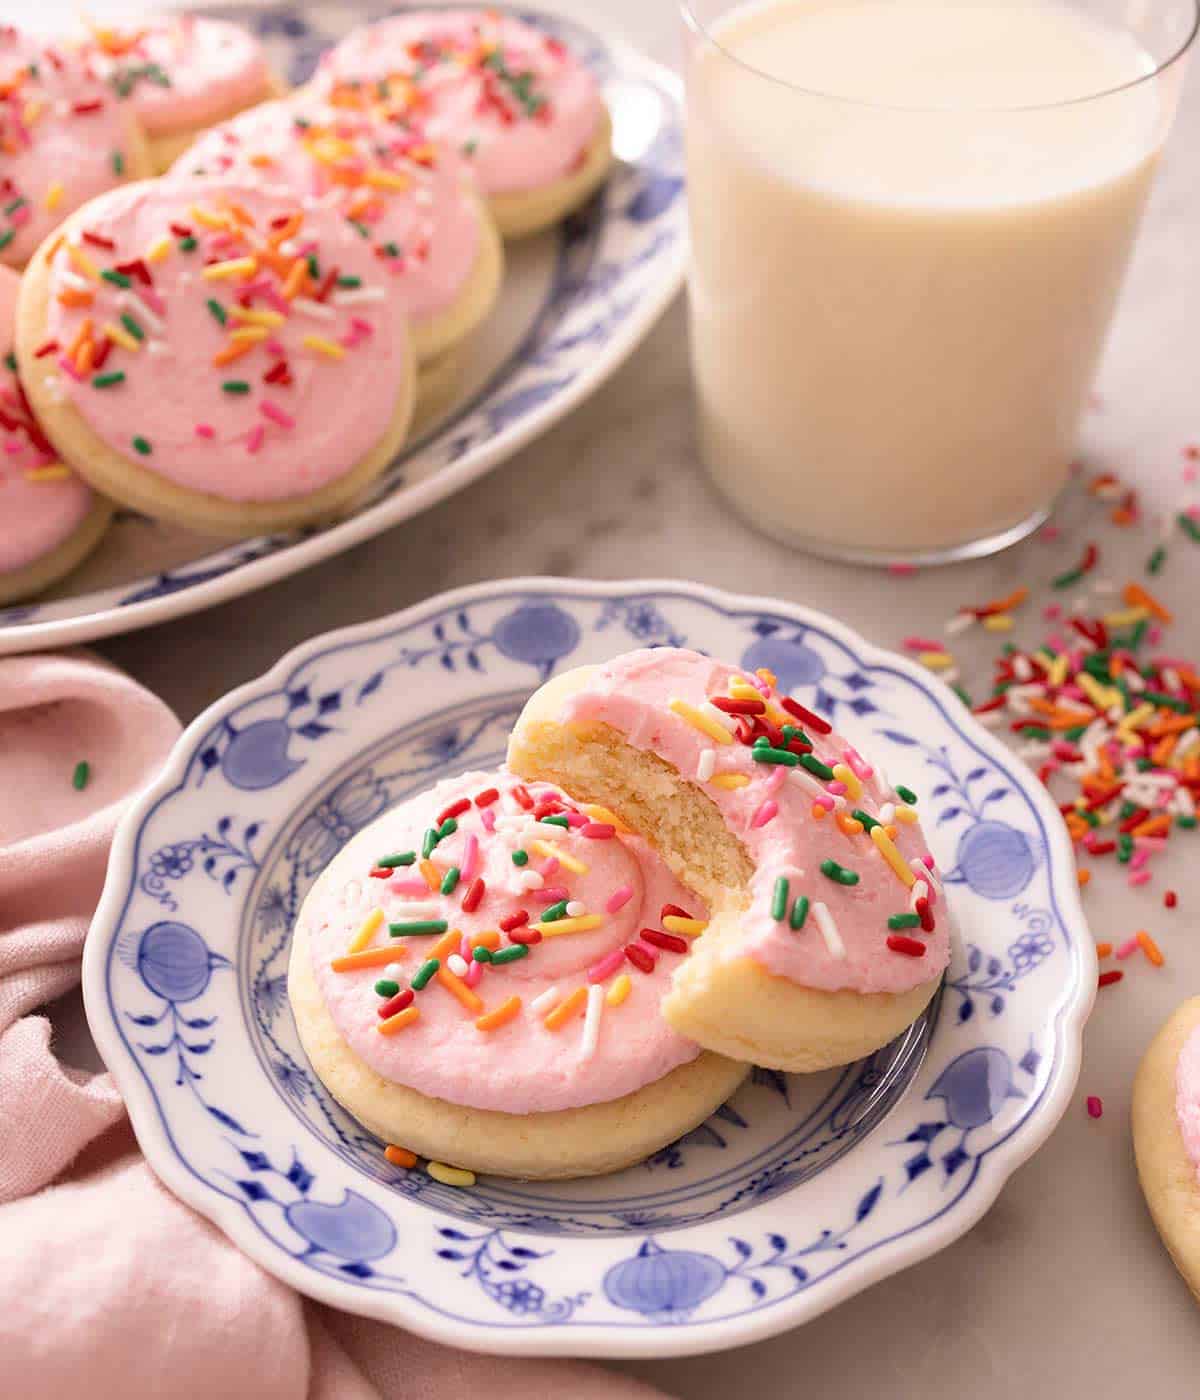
[42,374,63,403]
[696,748,716,783]
[1124,669,1146,693]
[878,802,896,825]
[941,666,961,686]
[1163,668,1183,693]
[790,767,831,802]
[1092,577,1118,593]
[1013,656,1034,682]
[447,953,469,977]
[976,710,1003,730]
[117,290,165,335]
[701,701,737,734]
[909,880,929,910]
[385,962,404,981]
[531,985,560,1016]
[331,284,386,307]
[1017,740,1052,760]
[291,295,336,321]
[146,340,167,356]
[566,900,585,917]
[916,858,943,892]
[812,902,845,959]
[519,870,545,892]
[944,611,975,637]
[391,901,440,919]
[1176,729,1200,759]
[578,984,604,1061]
[60,268,93,294]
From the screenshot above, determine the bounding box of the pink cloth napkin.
[0,652,668,1400]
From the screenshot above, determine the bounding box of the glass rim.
[680,0,1200,114]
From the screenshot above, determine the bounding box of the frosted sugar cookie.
[289,768,747,1179]
[0,263,110,603]
[16,179,415,539]
[1133,998,1200,1303]
[80,15,281,173]
[509,648,954,1072]
[0,26,151,269]
[314,10,612,238]
[175,96,502,363]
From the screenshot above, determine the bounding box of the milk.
[685,0,1177,558]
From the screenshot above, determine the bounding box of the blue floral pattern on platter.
[0,3,685,650]
[85,582,1092,1355]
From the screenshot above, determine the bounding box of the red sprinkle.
[915,898,935,933]
[169,221,192,237]
[499,910,529,933]
[1098,970,1124,988]
[90,337,113,371]
[508,928,542,946]
[640,928,689,954]
[377,988,414,1018]
[368,866,391,879]
[581,822,615,839]
[1166,889,1178,908]
[511,784,534,811]
[461,877,485,913]
[886,934,926,957]
[1086,1095,1103,1119]
[780,696,832,735]
[661,902,693,922]
[32,338,59,358]
[474,787,499,808]
[710,696,766,715]
[625,943,656,973]
[437,798,471,824]
[71,99,103,114]
[81,230,115,250]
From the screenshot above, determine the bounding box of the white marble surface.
[36,0,1200,1394]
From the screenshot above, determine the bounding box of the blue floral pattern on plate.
[84,581,1093,1357]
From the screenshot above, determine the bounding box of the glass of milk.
[683,0,1197,562]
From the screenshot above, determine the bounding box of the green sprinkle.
[179,235,197,252]
[799,754,835,780]
[752,735,771,749]
[770,876,789,921]
[541,899,570,922]
[789,894,810,931]
[101,268,132,288]
[92,371,125,388]
[751,746,799,767]
[119,311,144,341]
[1178,512,1200,543]
[349,219,371,239]
[206,297,227,325]
[511,849,529,866]
[111,150,125,175]
[422,826,439,858]
[1117,832,1134,864]
[1130,618,1149,651]
[851,808,880,831]
[438,816,459,838]
[381,240,401,258]
[472,945,493,962]
[1148,545,1167,575]
[3,197,25,216]
[888,912,921,930]
[388,919,448,937]
[820,858,860,886]
[221,380,251,395]
[2,350,14,372]
[540,814,571,828]
[306,253,320,280]
[72,760,90,791]
[1142,689,1191,712]
[1119,801,1139,819]
[336,275,362,288]
[0,231,13,252]
[132,435,152,455]
[895,785,918,805]
[440,866,460,895]
[491,944,530,965]
[1178,814,1198,829]
[462,139,478,156]
[376,851,415,868]
[374,978,400,998]
[411,958,440,990]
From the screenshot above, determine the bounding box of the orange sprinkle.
[377,1005,420,1036]
[44,232,66,263]
[225,201,256,228]
[1137,931,1165,966]
[469,929,501,951]
[330,946,407,973]
[427,927,464,963]
[1152,734,1179,767]
[836,814,864,837]
[266,211,304,247]
[475,996,521,1032]
[211,338,256,368]
[418,858,441,892]
[1131,814,1171,839]
[56,286,93,309]
[543,986,588,1030]
[1096,941,1112,958]
[1077,868,1091,887]
[74,338,94,375]
[249,153,276,169]
[1123,581,1172,624]
[811,802,828,820]
[437,966,484,1014]
[66,315,93,359]
[281,257,308,300]
[1147,713,1197,738]
[384,1144,417,1168]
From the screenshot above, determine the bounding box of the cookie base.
[412,199,504,364]
[1133,997,1200,1305]
[0,493,113,605]
[288,920,749,1180]
[145,71,289,174]
[488,108,614,239]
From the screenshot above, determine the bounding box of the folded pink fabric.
[0,652,668,1400]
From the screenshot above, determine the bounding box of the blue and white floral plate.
[0,5,683,654]
[83,579,1094,1357]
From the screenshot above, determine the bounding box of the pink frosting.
[80,16,270,135]
[559,649,954,996]
[304,768,705,1114]
[43,179,411,503]
[175,97,481,324]
[315,10,602,195]
[0,27,139,267]
[1176,1024,1200,1177]
[0,263,93,573]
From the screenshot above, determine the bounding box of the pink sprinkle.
[586,947,626,983]
[459,934,472,960]
[245,423,265,455]
[264,336,287,357]
[751,799,779,829]
[350,315,374,338]
[844,746,874,781]
[1134,835,1168,852]
[582,822,615,839]
[1046,632,1066,653]
[1115,935,1141,959]
[57,355,82,382]
[1086,1095,1103,1119]
[194,423,215,438]
[903,636,942,651]
[1128,869,1152,887]
[260,399,295,430]
[1148,625,1163,646]
[261,284,290,316]
[464,958,483,988]
[9,204,29,227]
[389,878,429,896]
[1185,464,1199,484]
[564,810,587,827]
[921,854,937,871]
[1041,525,1061,540]
[538,853,560,877]
[459,833,479,882]
[634,940,660,966]
[827,780,848,797]
[813,794,835,813]
[1042,603,1062,621]
[480,807,496,833]
[1130,848,1150,871]
[541,885,569,903]
[139,285,167,317]
[764,767,786,795]
[606,884,634,914]
[888,562,917,576]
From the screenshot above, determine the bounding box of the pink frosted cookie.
[79,16,280,173]
[174,96,502,363]
[313,10,613,237]
[0,26,152,269]
[510,647,956,1072]
[0,262,110,604]
[288,767,747,1179]
[16,179,416,539]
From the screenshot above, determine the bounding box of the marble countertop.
[38,0,1200,1394]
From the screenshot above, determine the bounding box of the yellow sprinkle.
[346,907,383,955]
[102,321,140,353]
[662,916,708,937]
[366,167,412,190]
[894,806,919,824]
[229,326,270,345]
[418,858,441,892]
[201,256,258,281]
[917,651,954,671]
[23,464,71,482]
[871,824,916,887]
[43,181,64,212]
[1120,702,1155,733]
[535,914,605,938]
[832,763,863,801]
[144,235,172,264]
[530,839,588,875]
[426,1161,476,1188]
[982,613,1014,632]
[302,334,346,360]
[755,667,778,687]
[1078,672,1121,711]
[728,680,765,701]
[668,697,733,746]
[710,773,751,790]
[606,974,632,1007]
[1047,653,1070,689]
[765,703,791,728]
[21,98,44,127]
[1034,649,1057,671]
[67,243,99,280]
[1103,606,1150,628]
[582,803,632,833]
[190,203,233,230]
[229,306,286,328]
